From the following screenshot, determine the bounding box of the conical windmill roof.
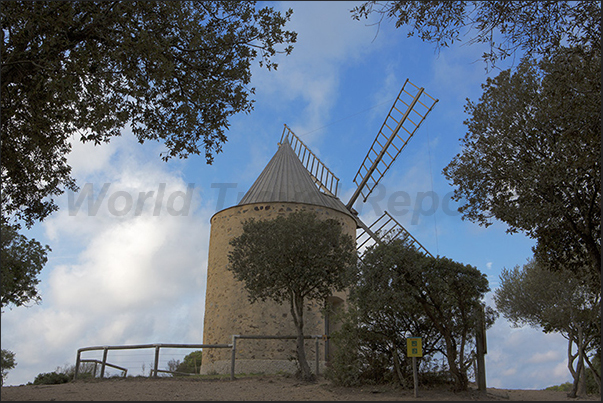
[238,140,354,217]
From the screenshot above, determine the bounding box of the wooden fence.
[74,343,230,380]
[75,335,326,381]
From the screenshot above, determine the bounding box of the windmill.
[280,78,438,258]
[200,78,438,376]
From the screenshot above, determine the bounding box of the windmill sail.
[346,79,438,209]
[280,124,340,197]
[356,211,433,258]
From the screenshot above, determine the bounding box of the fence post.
[315,336,319,376]
[230,335,238,381]
[74,350,81,380]
[476,306,487,391]
[100,347,108,378]
[153,345,160,378]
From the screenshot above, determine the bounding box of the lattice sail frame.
[356,211,433,259]
[346,79,438,209]
[280,124,340,197]
[280,79,437,259]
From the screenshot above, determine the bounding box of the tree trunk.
[392,346,406,386]
[568,326,585,398]
[290,294,314,382]
[442,332,467,391]
[584,353,601,395]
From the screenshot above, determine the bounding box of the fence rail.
[74,343,231,380]
[75,336,328,381]
[79,359,128,377]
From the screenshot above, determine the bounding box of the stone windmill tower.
[201,79,438,375]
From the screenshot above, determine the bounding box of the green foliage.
[229,211,356,305]
[168,350,203,376]
[1,1,297,228]
[1,349,16,386]
[351,1,600,70]
[324,318,363,387]
[545,382,573,392]
[585,352,601,395]
[352,0,601,293]
[178,350,203,374]
[1,220,50,309]
[327,240,442,387]
[228,210,356,381]
[494,259,601,396]
[328,240,495,392]
[494,260,599,334]
[443,46,601,289]
[32,371,70,385]
[72,362,96,380]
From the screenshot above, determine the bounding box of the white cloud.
[251,1,382,145]
[67,134,118,178]
[484,295,572,390]
[1,130,211,386]
[527,350,562,364]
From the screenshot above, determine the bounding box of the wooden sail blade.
[346,79,438,209]
[356,211,433,259]
[280,124,340,197]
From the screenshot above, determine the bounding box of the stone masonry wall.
[200,202,356,374]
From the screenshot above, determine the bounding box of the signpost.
[407,337,422,398]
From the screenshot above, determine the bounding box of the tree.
[442,46,601,289]
[350,0,601,290]
[168,350,203,376]
[1,220,50,310]
[394,246,495,392]
[351,1,600,69]
[1,1,297,228]
[228,211,356,381]
[331,239,496,391]
[329,239,444,387]
[1,349,16,386]
[494,259,601,397]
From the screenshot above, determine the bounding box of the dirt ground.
[2,374,600,401]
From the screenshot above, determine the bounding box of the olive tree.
[1,220,49,310]
[443,46,601,289]
[351,1,601,291]
[1,349,16,386]
[1,1,297,228]
[494,260,601,396]
[329,239,443,387]
[330,239,496,391]
[228,210,356,381]
[351,1,600,69]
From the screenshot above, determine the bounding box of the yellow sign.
[407,337,423,357]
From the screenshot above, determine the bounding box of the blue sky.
[2,1,573,389]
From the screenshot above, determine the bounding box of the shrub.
[33,371,70,385]
[545,382,572,392]
[1,349,17,386]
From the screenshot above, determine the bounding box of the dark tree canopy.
[352,1,601,69]
[1,1,297,228]
[330,239,443,387]
[228,210,356,381]
[351,0,601,289]
[330,239,495,391]
[0,221,50,310]
[443,46,601,287]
